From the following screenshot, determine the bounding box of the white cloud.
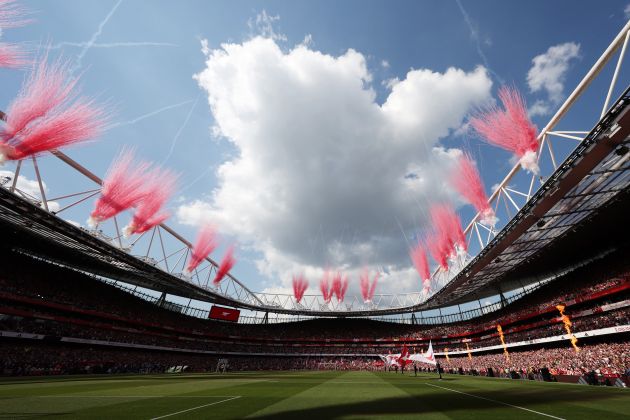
[181,37,492,294]
[0,170,60,212]
[381,60,390,69]
[247,10,287,42]
[526,42,580,115]
[625,4,630,19]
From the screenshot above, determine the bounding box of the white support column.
[602,29,630,117]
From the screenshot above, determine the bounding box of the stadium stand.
[1,250,628,384]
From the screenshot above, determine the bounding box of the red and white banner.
[209,306,240,322]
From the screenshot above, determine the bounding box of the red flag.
[209,305,240,322]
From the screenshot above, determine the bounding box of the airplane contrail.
[455,0,505,85]
[71,0,123,74]
[161,93,201,165]
[50,41,177,50]
[106,99,194,130]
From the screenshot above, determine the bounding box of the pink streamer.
[185,225,218,274]
[359,267,379,302]
[124,167,177,236]
[0,55,106,162]
[410,242,430,283]
[89,149,150,226]
[450,153,496,226]
[292,274,308,303]
[0,43,28,68]
[0,0,32,29]
[213,245,236,285]
[431,203,467,253]
[470,86,539,173]
[331,272,348,302]
[320,270,332,303]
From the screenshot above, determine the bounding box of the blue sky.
[1,0,629,307]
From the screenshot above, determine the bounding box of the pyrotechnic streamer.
[213,245,236,285]
[123,167,177,236]
[0,55,107,163]
[320,270,332,303]
[470,86,539,173]
[0,43,28,68]
[0,0,31,69]
[88,149,149,227]
[0,0,32,29]
[466,343,472,360]
[496,324,510,362]
[556,304,579,353]
[359,268,379,302]
[331,272,349,302]
[450,153,497,226]
[184,225,217,274]
[292,274,308,303]
[410,242,431,292]
[426,232,449,271]
[431,204,467,253]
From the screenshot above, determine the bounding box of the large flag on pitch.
[409,340,437,365]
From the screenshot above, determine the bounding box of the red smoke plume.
[292,274,308,303]
[213,245,236,285]
[185,225,217,274]
[0,55,107,163]
[431,203,467,253]
[450,153,496,226]
[89,149,149,226]
[320,270,332,303]
[410,242,431,292]
[470,86,539,173]
[124,167,177,236]
[0,0,31,69]
[359,267,379,302]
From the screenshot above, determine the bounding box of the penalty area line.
[149,395,241,420]
[425,383,565,420]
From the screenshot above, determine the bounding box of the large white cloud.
[179,37,492,294]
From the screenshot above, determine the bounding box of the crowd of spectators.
[440,341,630,378]
[0,251,629,378]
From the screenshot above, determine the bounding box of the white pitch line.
[425,383,565,420]
[32,395,237,398]
[150,395,241,420]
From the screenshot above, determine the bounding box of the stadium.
[0,1,629,418]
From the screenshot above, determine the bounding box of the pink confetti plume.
[319,270,332,303]
[88,149,150,227]
[0,56,107,163]
[450,153,497,226]
[213,245,236,285]
[426,232,449,271]
[0,0,32,29]
[292,274,308,303]
[0,0,31,69]
[431,203,467,254]
[470,86,539,173]
[185,225,217,274]
[123,167,177,236]
[0,43,28,68]
[331,272,349,302]
[410,242,430,289]
[359,267,379,303]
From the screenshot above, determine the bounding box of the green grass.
[0,371,627,419]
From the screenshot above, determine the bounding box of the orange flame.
[497,324,510,362]
[556,304,579,353]
[466,343,472,360]
[445,347,449,361]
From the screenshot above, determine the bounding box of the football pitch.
[0,371,628,419]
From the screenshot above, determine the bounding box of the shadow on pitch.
[247,384,621,419]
